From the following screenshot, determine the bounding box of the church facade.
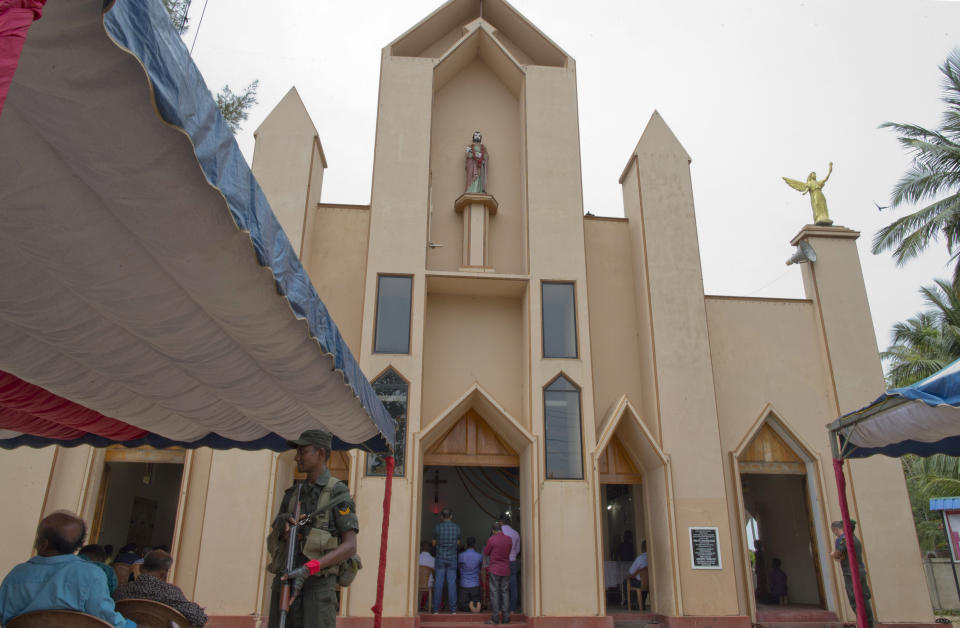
[0,1,936,626]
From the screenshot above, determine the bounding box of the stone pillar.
[791,224,934,624]
[454,192,498,271]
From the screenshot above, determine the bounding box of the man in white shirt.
[626,541,649,610]
[418,542,435,611]
[497,513,521,613]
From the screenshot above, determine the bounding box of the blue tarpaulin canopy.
[828,357,960,459]
[0,0,394,453]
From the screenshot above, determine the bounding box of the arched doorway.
[593,396,678,617]
[413,385,535,618]
[732,410,837,623]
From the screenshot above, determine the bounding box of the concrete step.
[419,613,528,625]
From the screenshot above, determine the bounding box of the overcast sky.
[181,0,960,359]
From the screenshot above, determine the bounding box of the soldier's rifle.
[278,481,304,628]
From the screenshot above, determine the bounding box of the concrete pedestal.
[454,192,498,272]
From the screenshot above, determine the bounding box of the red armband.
[304,559,321,575]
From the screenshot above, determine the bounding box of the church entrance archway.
[732,409,837,622]
[593,397,678,618]
[413,385,535,618]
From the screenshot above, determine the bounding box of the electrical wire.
[454,468,501,520]
[477,467,518,502]
[189,0,209,54]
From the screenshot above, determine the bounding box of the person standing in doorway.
[831,520,874,627]
[483,522,512,625]
[497,513,521,614]
[432,508,460,614]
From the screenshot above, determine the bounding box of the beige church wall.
[421,292,524,426]
[350,50,434,618]
[418,24,469,59]
[523,64,603,618]
[620,114,740,615]
[348,473,415,617]
[251,88,325,255]
[427,57,523,275]
[490,29,535,66]
[792,227,933,623]
[172,448,212,600]
[0,446,55,574]
[192,450,274,617]
[704,295,841,616]
[300,204,370,355]
[42,445,96,516]
[538,481,602,617]
[617,173,661,445]
[582,217,645,433]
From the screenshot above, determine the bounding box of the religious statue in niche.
[465,130,489,194]
[783,162,834,226]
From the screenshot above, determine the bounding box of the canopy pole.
[832,458,869,628]
[371,455,395,628]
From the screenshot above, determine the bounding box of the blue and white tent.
[0,0,394,454]
[829,357,960,459]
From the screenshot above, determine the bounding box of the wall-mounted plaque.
[689,526,722,569]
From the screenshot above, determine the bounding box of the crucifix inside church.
[426,468,447,514]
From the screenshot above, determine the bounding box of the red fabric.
[371,455,394,628]
[304,559,321,575]
[0,0,44,118]
[483,532,512,577]
[0,370,149,440]
[833,458,869,628]
[0,407,86,439]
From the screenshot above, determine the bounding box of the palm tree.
[882,278,960,387]
[883,279,960,554]
[873,49,960,285]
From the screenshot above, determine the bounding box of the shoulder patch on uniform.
[337,505,351,515]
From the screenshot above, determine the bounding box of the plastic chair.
[418,565,434,612]
[114,599,191,628]
[7,610,112,627]
[625,569,648,611]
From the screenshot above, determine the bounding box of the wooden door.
[127,496,158,547]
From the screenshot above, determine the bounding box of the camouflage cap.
[287,429,332,450]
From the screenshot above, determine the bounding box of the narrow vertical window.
[374,275,412,354]
[543,375,583,479]
[366,368,407,477]
[542,282,577,358]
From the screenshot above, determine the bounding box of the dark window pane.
[542,282,577,358]
[366,369,407,477]
[544,376,583,479]
[375,276,412,354]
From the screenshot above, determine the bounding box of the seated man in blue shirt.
[458,537,483,614]
[0,511,135,628]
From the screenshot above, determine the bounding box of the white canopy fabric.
[0,0,393,451]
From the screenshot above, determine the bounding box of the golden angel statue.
[783,162,833,226]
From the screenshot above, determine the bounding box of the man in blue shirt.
[0,511,135,628]
[458,537,483,614]
[432,508,461,614]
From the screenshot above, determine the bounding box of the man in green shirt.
[78,544,118,595]
[831,520,874,627]
[266,429,358,628]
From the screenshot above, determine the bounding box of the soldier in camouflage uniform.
[267,430,358,628]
